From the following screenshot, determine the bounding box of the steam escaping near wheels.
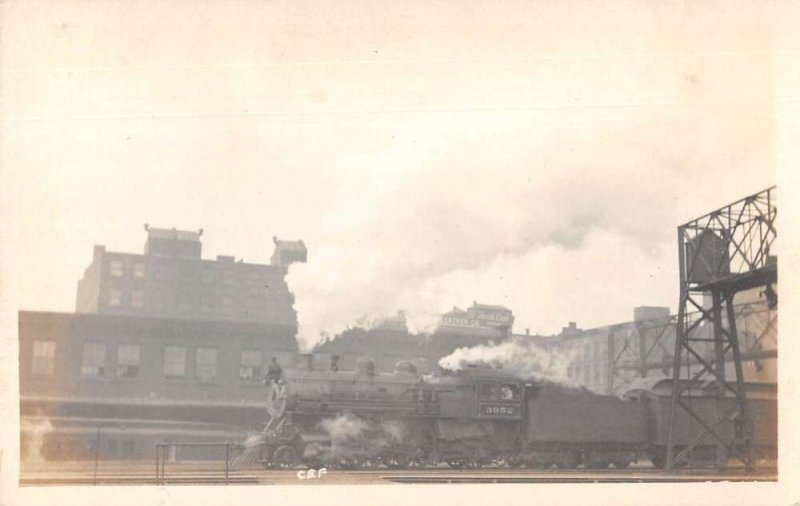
[230,433,267,469]
[272,445,301,468]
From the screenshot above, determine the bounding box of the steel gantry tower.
[665,186,777,471]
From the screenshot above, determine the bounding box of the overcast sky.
[1,0,791,347]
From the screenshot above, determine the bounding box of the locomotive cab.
[431,368,526,421]
[476,380,523,419]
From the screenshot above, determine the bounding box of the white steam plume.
[438,337,583,384]
[286,55,773,352]
[319,412,371,442]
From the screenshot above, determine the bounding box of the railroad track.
[381,472,778,484]
[19,462,777,486]
[21,472,260,486]
[20,462,260,486]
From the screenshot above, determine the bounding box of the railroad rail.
[19,460,777,486]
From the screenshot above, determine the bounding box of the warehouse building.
[19,310,298,461]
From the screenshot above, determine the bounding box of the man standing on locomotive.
[265,356,283,384]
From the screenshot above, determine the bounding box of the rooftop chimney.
[93,245,105,259]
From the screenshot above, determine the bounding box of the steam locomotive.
[251,354,776,469]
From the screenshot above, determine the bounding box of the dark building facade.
[76,226,303,325]
[315,302,515,374]
[19,311,298,461]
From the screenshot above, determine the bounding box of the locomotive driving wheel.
[612,459,631,469]
[584,458,609,469]
[465,459,484,469]
[506,454,525,468]
[445,458,466,469]
[495,452,522,468]
[271,445,300,468]
[382,454,411,469]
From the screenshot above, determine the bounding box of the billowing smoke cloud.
[304,413,406,465]
[438,337,582,384]
[286,51,773,352]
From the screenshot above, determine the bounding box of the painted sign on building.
[440,303,514,329]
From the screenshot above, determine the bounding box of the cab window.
[479,382,520,401]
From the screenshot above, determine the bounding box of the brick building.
[76,226,305,325]
[22,226,307,462]
[19,311,298,461]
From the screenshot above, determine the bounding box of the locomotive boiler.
[254,354,654,469]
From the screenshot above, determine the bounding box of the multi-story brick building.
[76,226,305,325]
[21,227,307,462]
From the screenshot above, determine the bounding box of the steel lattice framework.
[605,316,676,395]
[665,186,777,470]
[603,302,776,396]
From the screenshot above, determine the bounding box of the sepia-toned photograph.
[1,1,798,505]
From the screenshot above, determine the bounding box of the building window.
[131,290,144,308]
[163,346,186,378]
[220,297,233,315]
[180,268,193,283]
[31,340,56,377]
[246,272,260,285]
[107,288,122,306]
[239,350,262,380]
[110,260,124,277]
[116,344,140,378]
[273,351,295,368]
[133,262,146,278]
[177,296,191,313]
[196,348,218,380]
[153,265,165,280]
[81,343,106,378]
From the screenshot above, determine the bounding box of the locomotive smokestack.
[298,353,313,371]
[356,357,375,377]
